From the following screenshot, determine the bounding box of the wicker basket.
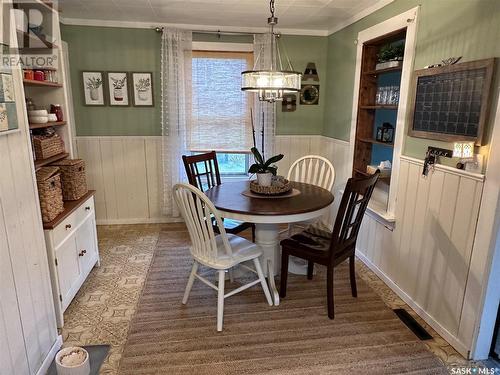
[36,167,64,223]
[33,133,65,160]
[51,159,88,200]
[250,176,292,195]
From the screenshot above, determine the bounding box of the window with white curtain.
[190,50,254,169]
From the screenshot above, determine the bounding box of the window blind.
[189,51,254,153]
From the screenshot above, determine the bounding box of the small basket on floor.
[36,167,64,223]
[51,158,88,200]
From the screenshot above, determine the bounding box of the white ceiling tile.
[60,0,384,33]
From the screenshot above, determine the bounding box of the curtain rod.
[154,27,262,36]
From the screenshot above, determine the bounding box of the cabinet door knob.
[85,206,91,211]
[65,224,72,230]
[82,249,87,254]
[78,251,84,257]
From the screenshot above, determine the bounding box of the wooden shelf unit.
[360,105,398,110]
[23,79,62,87]
[363,65,402,76]
[29,121,66,130]
[34,152,69,169]
[352,29,406,183]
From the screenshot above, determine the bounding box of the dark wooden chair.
[279,171,380,319]
[182,151,255,242]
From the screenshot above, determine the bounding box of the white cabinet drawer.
[52,196,94,245]
[76,196,95,224]
[53,214,76,246]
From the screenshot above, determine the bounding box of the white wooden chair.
[173,183,273,331]
[287,155,336,192]
[286,155,336,274]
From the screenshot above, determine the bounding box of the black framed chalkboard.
[408,58,495,145]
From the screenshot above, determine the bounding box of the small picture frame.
[132,72,154,107]
[107,72,129,106]
[82,71,105,106]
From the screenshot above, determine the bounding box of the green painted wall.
[323,0,500,160]
[276,35,328,135]
[61,25,162,136]
[61,26,327,136]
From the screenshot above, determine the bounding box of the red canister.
[34,70,45,81]
[24,69,34,80]
[50,104,63,122]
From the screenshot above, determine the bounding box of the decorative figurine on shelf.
[376,122,394,143]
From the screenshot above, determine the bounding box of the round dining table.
[205,180,334,305]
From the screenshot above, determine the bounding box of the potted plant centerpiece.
[248,147,284,187]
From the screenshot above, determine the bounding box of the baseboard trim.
[36,335,62,375]
[96,217,183,225]
[356,251,470,358]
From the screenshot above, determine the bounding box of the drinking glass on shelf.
[392,86,400,105]
[380,86,389,105]
[376,86,383,104]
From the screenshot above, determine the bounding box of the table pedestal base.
[255,223,281,305]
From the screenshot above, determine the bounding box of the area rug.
[118,230,448,374]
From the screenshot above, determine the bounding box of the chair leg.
[349,255,358,298]
[182,261,198,304]
[251,225,256,242]
[217,270,225,332]
[327,266,334,319]
[307,261,314,280]
[253,258,273,306]
[279,250,289,298]
[228,268,234,283]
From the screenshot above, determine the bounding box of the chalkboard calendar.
[408,58,495,144]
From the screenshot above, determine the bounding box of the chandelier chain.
[269,0,275,18]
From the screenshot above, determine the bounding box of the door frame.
[347,6,420,219]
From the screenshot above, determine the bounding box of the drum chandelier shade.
[241,0,301,102]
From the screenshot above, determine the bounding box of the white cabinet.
[45,194,100,327]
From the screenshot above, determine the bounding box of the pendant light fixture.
[241,0,301,103]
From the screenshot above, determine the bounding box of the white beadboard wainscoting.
[76,134,485,357]
[356,156,484,357]
[75,135,349,224]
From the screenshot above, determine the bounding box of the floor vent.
[393,308,433,340]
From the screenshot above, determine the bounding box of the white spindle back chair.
[173,183,272,331]
[287,155,336,191]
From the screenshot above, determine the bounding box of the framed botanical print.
[132,72,154,107]
[107,72,129,106]
[82,71,105,106]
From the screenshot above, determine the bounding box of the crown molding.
[327,0,395,35]
[60,0,395,38]
[59,17,329,36]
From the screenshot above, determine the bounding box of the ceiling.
[59,0,392,36]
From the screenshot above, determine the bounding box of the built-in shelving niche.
[353,29,406,212]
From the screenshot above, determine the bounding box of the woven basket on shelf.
[33,133,65,160]
[51,158,88,201]
[36,167,64,223]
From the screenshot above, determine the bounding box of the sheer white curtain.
[161,29,192,217]
[253,33,276,159]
